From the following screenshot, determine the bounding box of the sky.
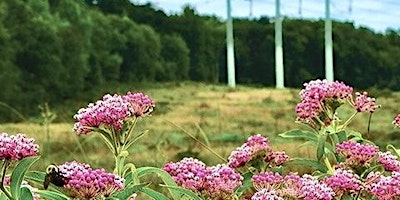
[131,0,400,33]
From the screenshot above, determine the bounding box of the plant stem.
[0,160,14,200]
[323,156,334,175]
[167,120,227,163]
[340,111,358,130]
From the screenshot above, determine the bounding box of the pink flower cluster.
[163,157,243,199]
[0,133,39,161]
[354,92,380,113]
[251,172,334,200]
[323,169,361,197]
[296,79,353,124]
[227,134,288,169]
[57,161,124,199]
[336,140,379,167]
[252,172,283,191]
[365,171,400,200]
[378,151,400,172]
[251,189,283,200]
[393,114,400,128]
[73,92,155,135]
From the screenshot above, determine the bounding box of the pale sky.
[132,0,400,33]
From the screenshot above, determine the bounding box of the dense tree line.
[1,0,400,121]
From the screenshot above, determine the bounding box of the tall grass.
[0,82,399,173]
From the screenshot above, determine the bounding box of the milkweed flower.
[378,151,400,172]
[163,158,243,199]
[336,140,378,168]
[73,92,155,135]
[295,79,353,126]
[252,172,283,191]
[265,151,289,167]
[393,114,400,128]
[57,161,124,199]
[366,171,400,200]
[298,174,335,200]
[163,157,208,190]
[251,189,284,200]
[227,134,272,168]
[323,169,361,197]
[0,133,39,161]
[353,91,380,113]
[203,164,243,199]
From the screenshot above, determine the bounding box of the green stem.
[323,156,334,175]
[1,161,14,200]
[340,111,358,130]
[167,120,227,163]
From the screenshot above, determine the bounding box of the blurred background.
[1,0,400,172]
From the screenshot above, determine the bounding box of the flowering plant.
[3,80,400,200]
[164,79,400,199]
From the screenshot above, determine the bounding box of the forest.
[1,0,400,121]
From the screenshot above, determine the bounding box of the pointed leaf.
[36,190,70,200]
[160,185,202,200]
[20,187,33,200]
[279,129,317,141]
[140,187,169,200]
[336,130,348,143]
[10,156,40,199]
[136,167,181,199]
[317,134,326,161]
[116,183,149,199]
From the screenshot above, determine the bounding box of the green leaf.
[317,134,326,161]
[235,171,253,196]
[287,158,327,173]
[160,185,202,200]
[0,193,8,200]
[336,130,347,143]
[20,187,33,200]
[25,171,45,183]
[136,167,181,199]
[10,156,40,199]
[36,190,70,200]
[116,183,149,199]
[140,187,169,200]
[279,129,317,141]
[346,130,363,140]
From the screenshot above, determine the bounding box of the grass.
[0,82,400,175]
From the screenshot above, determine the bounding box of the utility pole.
[226,0,236,88]
[275,0,284,88]
[325,0,334,82]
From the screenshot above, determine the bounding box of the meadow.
[1,82,399,175]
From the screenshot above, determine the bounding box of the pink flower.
[73,92,155,135]
[0,133,39,161]
[323,169,361,197]
[336,140,379,167]
[378,151,400,172]
[57,161,124,198]
[366,171,400,200]
[393,114,400,128]
[163,157,208,191]
[163,158,243,199]
[354,92,380,113]
[265,151,289,166]
[295,79,353,125]
[252,172,283,191]
[227,134,272,168]
[251,189,284,200]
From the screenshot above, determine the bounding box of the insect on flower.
[44,164,67,189]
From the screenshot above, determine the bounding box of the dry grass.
[1,82,400,174]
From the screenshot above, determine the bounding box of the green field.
[1,82,400,174]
